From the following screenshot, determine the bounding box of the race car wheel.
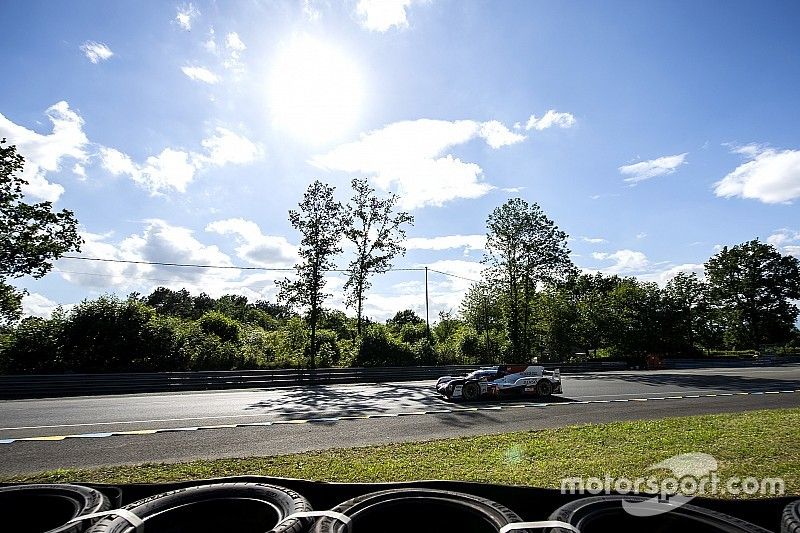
[536,379,553,397]
[547,495,772,533]
[311,488,530,533]
[462,381,481,401]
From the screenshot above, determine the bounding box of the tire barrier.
[1,478,793,533]
[309,488,531,533]
[547,495,772,533]
[0,483,110,533]
[783,499,800,533]
[84,482,311,533]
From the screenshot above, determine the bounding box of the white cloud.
[356,0,414,32]
[206,218,298,267]
[636,232,647,239]
[479,120,526,148]
[72,163,86,178]
[223,32,246,72]
[198,127,262,166]
[175,3,199,30]
[203,28,217,54]
[714,145,800,203]
[525,110,576,131]
[404,235,486,252]
[99,128,261,194]
[0,101,88,202]
[767,228,799,247]
[312,118,531,209]
[637,263,705,286]
[22,292,62,318]
[585,249,704,286]
[80,41,113,63]
[303,0,322,21]
[99,147,136,175]
[181,65,219,84]
[581,236,607,244]
[767,229,800,257]
[619,153,688,184]
[591,249,649,274]
[59,221,241,293]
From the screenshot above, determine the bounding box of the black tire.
[548,495,772,533]
[462,381,481,401]
[536,379,553,397]
[312,488,530,533]
[783,499,800,533]
[0,483,110,533]
[86,482,311,533]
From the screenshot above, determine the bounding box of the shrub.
[60,296,158,372]
[353,324,415,366]
[197,311,241,343]
[0,313,67,373]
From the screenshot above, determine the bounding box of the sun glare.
[269,35,365,145]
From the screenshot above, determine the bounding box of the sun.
[269,35,365,145]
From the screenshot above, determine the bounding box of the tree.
[277,180,344,366]
[0,140,82,325]
[387,309,425,328]
[705,240,800,350]
[343,178,413,335]
[482,198,573,360]
[663,272,710,354]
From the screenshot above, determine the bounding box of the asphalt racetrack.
[1,365,799,476]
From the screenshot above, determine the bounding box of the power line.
[59,256,482,283]
[61,256,296,271]
[54,268,477,296]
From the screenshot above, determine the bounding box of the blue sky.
[2,0,799,320]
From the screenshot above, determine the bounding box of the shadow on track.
[564,371,800,393]
[242,382,449,417]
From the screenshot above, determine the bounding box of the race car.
[435,364,562,401]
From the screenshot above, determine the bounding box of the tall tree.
[705,240,800,350]
[663,272,709,353]
[343,178,413,335]
[483,198,573,360]
[277,180,344,366]
[0,140,82,326]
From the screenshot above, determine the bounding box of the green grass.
[5,408,799,497]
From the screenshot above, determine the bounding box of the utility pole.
[425,266,430,338]
[484,289,491,360]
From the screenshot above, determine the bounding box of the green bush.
[1,313,67,373]
[353,324,415,366]
[60,296,159,372]
[197,311,241,343]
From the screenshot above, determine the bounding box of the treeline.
[2,139,800,374]
[464,197,800,361]
[0,289,486,373]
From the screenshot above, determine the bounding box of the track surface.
[1,365,799,476]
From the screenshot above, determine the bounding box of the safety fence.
[0,361,628,399]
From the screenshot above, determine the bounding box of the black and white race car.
[436,364,563,401]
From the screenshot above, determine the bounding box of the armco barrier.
[0,361,627,400]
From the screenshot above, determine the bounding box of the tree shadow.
[563,370,800,393]
[242,382,450,418]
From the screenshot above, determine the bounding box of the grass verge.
[4,408,799,497]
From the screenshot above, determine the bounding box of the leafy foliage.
[0,140,82,325]
[343,178,413,334]
[277,180,345,366]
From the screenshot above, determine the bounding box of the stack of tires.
[2,481,797,533]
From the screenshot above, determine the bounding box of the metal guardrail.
[663,355,800,369]
[0,361,628,400]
